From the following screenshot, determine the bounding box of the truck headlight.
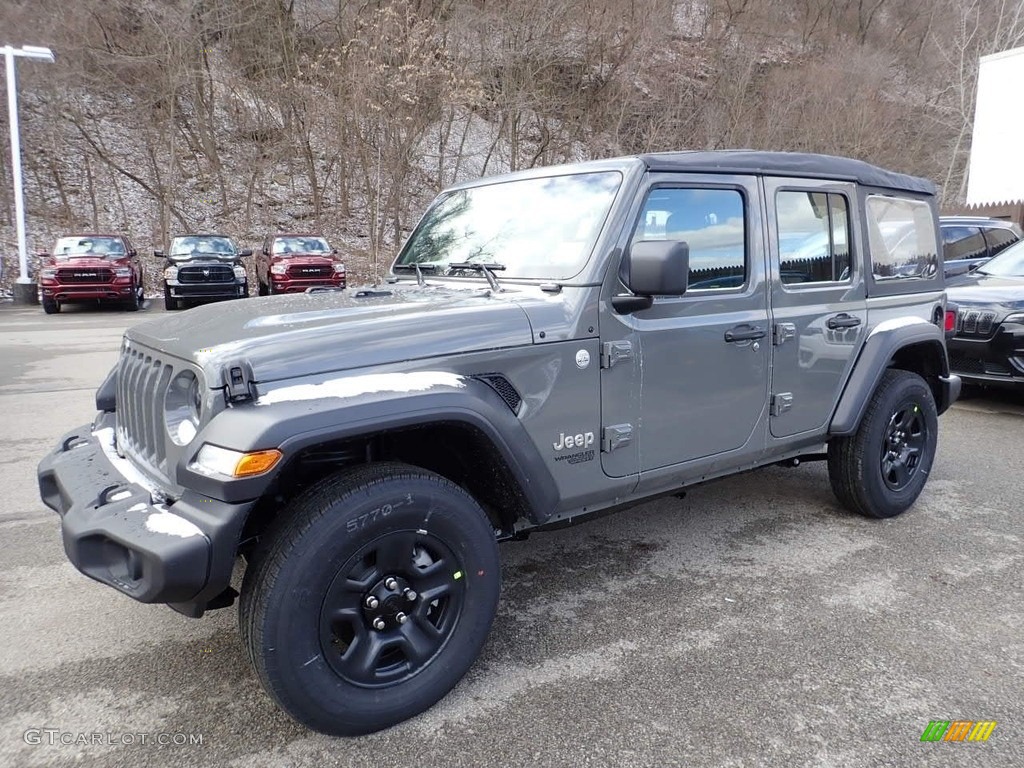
[40,267,57,279]
[333,262,346,273]
[270,264,287,275]
[1004,313,1024,325]
[114,267,132,278]
[164,266,179,280]
[234,265,247,279]
[189,444,282,478]
[164,370,202,446]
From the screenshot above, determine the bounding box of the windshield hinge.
[222,361,256,404]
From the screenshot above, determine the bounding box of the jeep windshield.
[169,236,237,260]
[52,236,125,260]
[394,171,622,281]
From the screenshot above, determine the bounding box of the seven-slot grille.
[956,310,997,337]
[178,264,234,283]
[287,264,333,279]
[116,345,173,472]
[58,267,113,283]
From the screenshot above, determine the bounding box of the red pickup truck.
[37,234,145,314]
[255,234,346,295]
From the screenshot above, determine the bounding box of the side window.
[866,196,938,280]
[941,226,985,261]
[776,191,851,284]
[633,188,746,289]
[983,227,1019,258]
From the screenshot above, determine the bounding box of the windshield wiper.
[392,263,439,287]
[447,262,505,291]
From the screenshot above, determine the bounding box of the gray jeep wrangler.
[38,151,960,735]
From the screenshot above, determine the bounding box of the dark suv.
[255,234,346,295]
[940,216,1021,278]
[156,234,252,310]
[37,234,144,314]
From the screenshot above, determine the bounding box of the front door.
[763,179,866,438]
[600,174,771,475]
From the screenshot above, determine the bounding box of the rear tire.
[258,279,268,296]
[828,369,938,518]
[42,297,61,314]
[239,462,500,736]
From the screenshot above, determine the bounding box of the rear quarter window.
[866,196,939,281]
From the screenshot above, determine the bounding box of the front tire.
[828,369,938,518]
[163,285,180,311]
[239,462,500,735]
[42,297,61,314]
[124,284,141,312]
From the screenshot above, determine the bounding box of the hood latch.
[222,361,256,404]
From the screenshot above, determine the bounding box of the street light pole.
[2,44,54,304]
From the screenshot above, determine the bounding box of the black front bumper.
[37,413,254,615]
[948,325,1024,388]
[166,280,247,300]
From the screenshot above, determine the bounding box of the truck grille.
[116,345,173,472]
[287,264,333,279]
[58,267,113,283]
[956,310,996,337]
[178,264,234,283]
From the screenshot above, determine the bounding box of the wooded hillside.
[1,0,1022,285]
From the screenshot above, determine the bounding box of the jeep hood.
[127,286,535,384]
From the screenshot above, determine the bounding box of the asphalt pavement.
[1,300,1023,768]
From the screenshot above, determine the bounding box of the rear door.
[764,179,866,438]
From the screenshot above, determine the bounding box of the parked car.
[39,151,960,736]
[156,234,252,310]
[256,234,346,295]
[946,240,1024,388]
[36,234,144,314]
[940,216,1021,278]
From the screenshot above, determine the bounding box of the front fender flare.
[178,378,560,524]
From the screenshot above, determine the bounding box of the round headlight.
[164,266,179,280]
[165,370,202,446]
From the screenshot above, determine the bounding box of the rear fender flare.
[829,318,951,436]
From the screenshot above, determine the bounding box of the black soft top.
[640,151,935,196]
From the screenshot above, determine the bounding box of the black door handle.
[827,313,862,330]
[724,325,767,342]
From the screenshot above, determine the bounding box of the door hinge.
[770,393,794,417]
[601,340,633,369]
[222,361,256,404]
[774,323,797,346]
[602,424,633,453]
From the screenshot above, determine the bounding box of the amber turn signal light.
[234,449,283,477]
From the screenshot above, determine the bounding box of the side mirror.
[613,240,689,313]
[153,250,165,258]
[36,251,50,258]
[128,249,137,257]
[332,249,339,255]
[968,263,979,272]
[238,248,253,258]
